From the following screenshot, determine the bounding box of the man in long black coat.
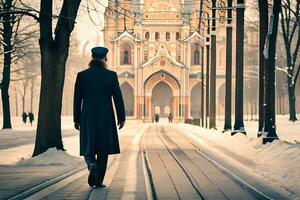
[73,46,125,187]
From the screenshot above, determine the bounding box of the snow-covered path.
[0,121,299,199]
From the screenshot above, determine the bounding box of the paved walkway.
[0,124,290,200]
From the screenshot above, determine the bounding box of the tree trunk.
[14,87,18,117]
[205,19,210,128]
[280,0,300,122]
[32,50,66,156]
[209,0,217,129]
[1,0,13,129]
[30,78,35,112]
[233,0,245,134]
[223,0,233,131]
[287,80,297,121]
[205,38,210,128]
[201,47,204,127]
[22,95,25,113]
[2,83,12,129]
[32,0,81,156]
[198,0,204,127]
[264,0,281,141]
[258,0,268,133]
[22,80,29,113]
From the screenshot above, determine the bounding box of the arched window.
[194,49,200,65]
[176,32,180,40]
[191,43,200,65]
[120,44,132,65]
[124,50,129,64]
[155,32,160,41]
[166,32,170,41]
[145,32,149,41]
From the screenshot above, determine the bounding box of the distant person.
[28,112,34,126]
[155,113,160,123]
[22,112,27,124]
[73,46,125,188]
[168,112,173,123]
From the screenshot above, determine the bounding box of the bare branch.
[0,9,39,21]
[11,73,39,82]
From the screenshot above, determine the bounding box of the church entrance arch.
[144,71,180,121]
[152,82,173,118]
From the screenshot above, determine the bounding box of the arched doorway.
[120,82,134,116]
[190,82,201,118]
[144,70,180,121]
[151,81,173,118]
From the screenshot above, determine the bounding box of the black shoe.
[94,174,105,188]
[88,164,97,187]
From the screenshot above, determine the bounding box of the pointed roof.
[141,44,185,68]
[181,31,204,44]
[110,29,142,42]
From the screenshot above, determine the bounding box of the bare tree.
[1,0,130,155]
[258,0,269,134]
[0,0,39,129]
[263,0,281,143]
[32,0,81,156]
[32,0,124,156]
[0,0,15,129]
[13,58,39,114]
[280,0,300,121]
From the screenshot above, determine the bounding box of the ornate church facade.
[104,0,228,122]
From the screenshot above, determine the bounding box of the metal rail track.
[160,125,277,200]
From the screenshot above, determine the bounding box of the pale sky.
[20,0,108,56]
[74,0,108,55]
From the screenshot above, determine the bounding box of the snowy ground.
[177,123,300,199]
[0,116,299,199]
[214,114,300,143]
[0,117,140,165]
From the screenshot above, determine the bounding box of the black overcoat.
[73,62,125,156]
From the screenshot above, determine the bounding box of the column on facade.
[183,68,190,120]
[133,45,139,119]
[173,96,180,120]
[134,67,139,119]
[145,95,152,120]
[116,42,120,69]
[186,42,191,120]
[141,69,146,120]
[180,68,184,120]
[137,68,144,119]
